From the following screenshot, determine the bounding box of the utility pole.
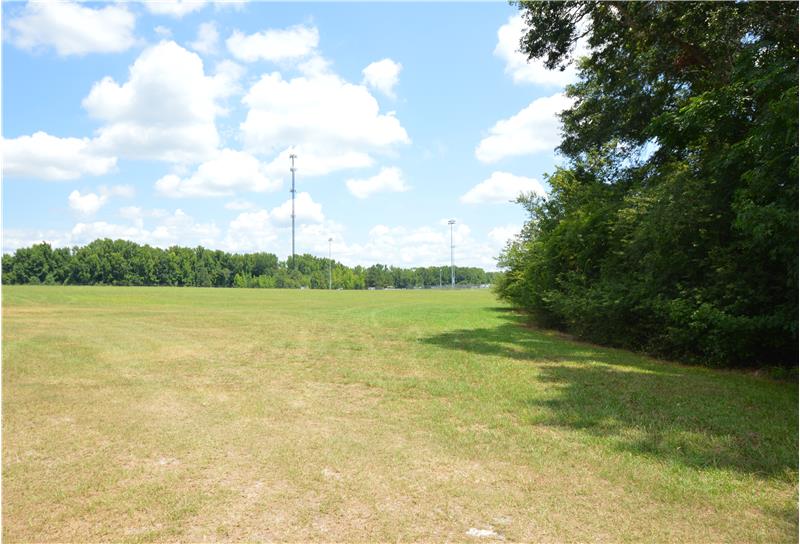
[289,152,297,268]
[448,219,456,288]
[439,267,442,288]
[328,237,333,290]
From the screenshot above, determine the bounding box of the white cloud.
[241,70,410,177]
[68,191,107,215]
[224,209,278,251]
[495,14,588,87]
[83,40,236,163]
[263,147,374,179]
[332,221,498,269]
[346,167,409,199]
[362,58,402,98]
[68,185,135,215]
[8,1,137,56]
[4,214,505,270]
[220,213,498,268]
[488,224,521,247]
[72,209,219,247]
[226,25,319,63]
[475,93,572,163]
[460,171,546,204]
[3,132,117,181]
[120,206,144,228]
[269,191,324,226]
[190,21,219,55]
[222,193,327,252]
[143,1,207,18]
[213,59,245,95]
[297,54,332,77]
[2,229,72,253]
[155,149,282,197]
[4,208,218,252]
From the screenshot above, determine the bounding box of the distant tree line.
[1,239,497,290]
[495,2,797,368]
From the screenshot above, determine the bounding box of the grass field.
[2,286,797,542]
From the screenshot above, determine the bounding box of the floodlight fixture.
[328,237,333,290]
[448,219,456,287]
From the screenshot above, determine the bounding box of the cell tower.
[289,152,297,267]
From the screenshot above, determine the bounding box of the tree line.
[1,239,497,290]
[495,2,797,368]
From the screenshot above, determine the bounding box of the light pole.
[328,237,333,290]
[448,219,456,288]
[289,152,297,268]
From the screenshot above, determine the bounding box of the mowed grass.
[2,286,797,543]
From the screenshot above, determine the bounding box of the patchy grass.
[2,286,797,542]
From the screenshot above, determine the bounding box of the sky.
[2,1,578,270]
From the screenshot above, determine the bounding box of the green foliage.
[497,1,798,367]
[2,239,498,290]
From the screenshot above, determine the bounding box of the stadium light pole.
[328,237,333,290]
[448,219,456,288]
[289,152,297,268]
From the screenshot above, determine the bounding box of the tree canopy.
[2,239,497,290]
[496,1,798,367]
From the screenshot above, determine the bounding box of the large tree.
[497,1,798,366]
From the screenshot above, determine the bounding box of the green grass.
[2,286,797,542]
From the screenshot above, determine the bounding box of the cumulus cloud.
[475,93,572,163]
[223,193,326,252]
[68,185,135,215]
[362,58,402,98]
[4,213,505,270]
[346,167,409,199]
[3,132,117,181]
[155,149,281,197]
[68,191,106,215]
[189,21,219,55]
[495,13,589,87]
[263,147,374,179]
[224,209,278,251]
[224,215,496,268]
[73,209,219,247]
[241,70,410,177]
[488,224,521,247]
[4,208,218,253]
[226,24,319,63]
[142,1,207,18]
[3,229,72,253]
[460,171,546,204]
[269,191,324,225]
[7,1,137,56]
[82,40,237,164]
[332,220,498,269]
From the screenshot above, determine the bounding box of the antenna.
[289,152,297,268]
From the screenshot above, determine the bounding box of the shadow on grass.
[421,313,799,478]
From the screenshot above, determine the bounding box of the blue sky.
[2,1,577,270]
